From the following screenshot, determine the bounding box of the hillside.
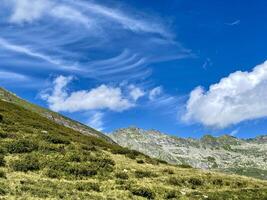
[0,94,266,199]
[0,87,112,143]
[110,128,267,180]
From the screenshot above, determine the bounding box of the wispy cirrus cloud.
[87,112,105,131]
[0,0,191,82]
[0,70,28,81]
[0,37,80,71]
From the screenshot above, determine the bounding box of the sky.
[1,0,267,138]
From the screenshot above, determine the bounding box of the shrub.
[177,164,192,168]
[135,170,157,178]
[136,159,145,164]
[0,155,5,167]
[115,172,129,180]
[10,154,40,172]
[111,147,140,160]
[163,168,174,175]
[165,190,180,199]
[6,139,39,153]
[0,187,6,196]
[188,178,203,189]
[212,178,224,186]
[0,170,6,179]
[45,169,61,179]
[0,147,6,154]
[43,134,70,145]
[168,177,184,186]
[67,152,82,162]
[75,182,100,192]
[66,163,97,177]
[131,186,155,199]
[0,130,8,138]
[0,114,3,122]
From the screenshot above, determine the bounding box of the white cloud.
[74,1,172,38]
[50,5,92,27]
[42,76,135,112]
[87,112,104,131]
[230,128,239,136]
[128,85,145,101]
[226,20,240,26]
[6,0,170,38]
[183,61,267,128]
[149,86,163,100]
[8,0,51,23]
[0,70,28,81]
[0,37,80,71]
[7,0,91,27]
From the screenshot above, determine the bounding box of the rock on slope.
[110,127,267,180]
[0,90,267,199]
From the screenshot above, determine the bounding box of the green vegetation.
[0,98,267,199]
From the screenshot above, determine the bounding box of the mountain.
[0,90,267,199]
[110,127,267,180]
[0,87,113,143]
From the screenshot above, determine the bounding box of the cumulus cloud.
[183,61,267,128]
[128,84,145,101]
[149,86,163,100]
[41,75,139,112]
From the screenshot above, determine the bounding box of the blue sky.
[1,0,267,138]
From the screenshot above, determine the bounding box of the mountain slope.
[0,95,267,199]
[0,87,112,143]
[110,127,267,180]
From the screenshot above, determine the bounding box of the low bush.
[0,129,8,138]
[115,172,129,180]
[0,170,6,179]
[0,187,6,196]
[212,178,224,186]
[168,177,184,186]
[75,182,100,192]
[6,139,39,153]
[67,152,82,162]
[66,163,97,177]
[136,159,145,164]
[164,190,180,199]
[43,134,70,145]
[0,155,5,167]
[111,147,140,160]
[135,170,157,178]
[131,186,155,199]
[163,168,174,175]
[177,164,192,168]
[188,177,203,189]
[45,169,62,179]
[0,147,6,154]
[10,154,40,172]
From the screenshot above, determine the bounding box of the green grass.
[0,99,267,199]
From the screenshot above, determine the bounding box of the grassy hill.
[0,87,112,143]
[0,97,267,199]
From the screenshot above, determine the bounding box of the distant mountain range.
[110,127,267,180]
